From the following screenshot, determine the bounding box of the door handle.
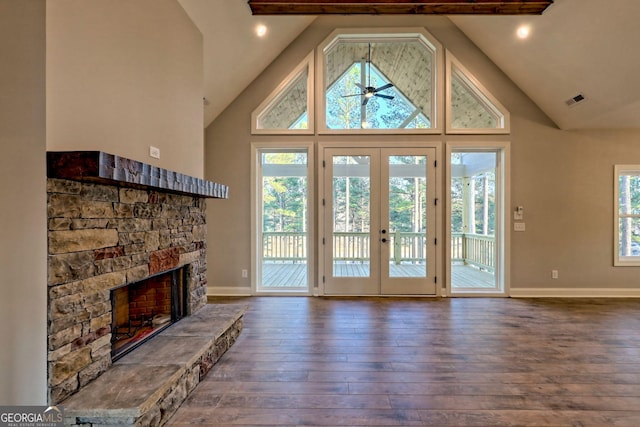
[381,238,388,243]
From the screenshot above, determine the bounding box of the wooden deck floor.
[262,263,308,288]
[261,263,495,289]
[451,263,495,289]
[168,296,640,426]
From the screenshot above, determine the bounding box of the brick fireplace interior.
[111,266,187,361]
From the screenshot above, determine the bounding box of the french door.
[322,147,437,295]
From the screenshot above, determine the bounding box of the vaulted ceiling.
[178,0,640,130]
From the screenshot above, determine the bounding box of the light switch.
[514,206,524,220]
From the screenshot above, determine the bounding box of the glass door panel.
[324,149,380,295]
[381,149,436,295]
[332,155,372,277]
[258,149,309,291]
[450,150,502,293]
[387,155,427,278]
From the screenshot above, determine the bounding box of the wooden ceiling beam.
[248,1,554,15]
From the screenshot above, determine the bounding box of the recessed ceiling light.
[516,25,531,39]
[256,24,267,38]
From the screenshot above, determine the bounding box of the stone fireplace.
[46,151,229,405]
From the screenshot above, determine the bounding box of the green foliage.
[262,152,308,233]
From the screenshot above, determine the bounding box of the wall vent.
[565,93,587,107]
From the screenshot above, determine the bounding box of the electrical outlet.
[552,270,559,279]
[149,146,160,159]
[514,222,526,232]
[241,269,248,278]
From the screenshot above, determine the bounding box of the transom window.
[259,69,308,130]
[446,53,509,134]
[320,31,440,133]
[318,29,442,133]
[251,29,511,135]
[326,61,431,129]
[251,51,314,134]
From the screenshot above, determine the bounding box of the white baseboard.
[207,286,252,296]
[206,286,640,298]
[510,288,640,298]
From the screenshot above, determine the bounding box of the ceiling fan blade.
[375,93,394,100]
[354,83,366,90]
[362,97,370,106]
[342,93,363,97]
[374,83,394,92]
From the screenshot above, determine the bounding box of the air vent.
[565,93,587,107]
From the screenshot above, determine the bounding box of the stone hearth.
[46,151,230,406]
[62,304,246,427]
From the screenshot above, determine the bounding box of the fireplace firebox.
[110,267,187,361]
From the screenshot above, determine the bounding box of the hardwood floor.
[167,297,640,426]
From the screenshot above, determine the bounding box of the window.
[446,52,510,134]
[614,165,640,266]
[326,62,431,130]
[251,30,512,137]
[251,51,314,134]
[319,29,442,133]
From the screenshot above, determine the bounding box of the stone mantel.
[47,151,228,199]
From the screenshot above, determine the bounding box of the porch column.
[462,176,474,264]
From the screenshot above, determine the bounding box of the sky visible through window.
[325,63,430,130]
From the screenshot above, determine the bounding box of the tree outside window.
[615,165,640,266]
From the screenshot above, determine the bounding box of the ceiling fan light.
[365,92,374,98]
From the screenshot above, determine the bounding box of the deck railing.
[451,232,495,272]
[391,232,426,264]
[264,231,494,270]
[263,231,426,265]
[263,232,307,261]
[333,232,370,261]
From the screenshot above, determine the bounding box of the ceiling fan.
[342,43,395,106]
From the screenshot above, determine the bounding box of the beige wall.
[47,0,204,177]
[205,15,640,294]
[0,0,48,404]
[511,123,640,289]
